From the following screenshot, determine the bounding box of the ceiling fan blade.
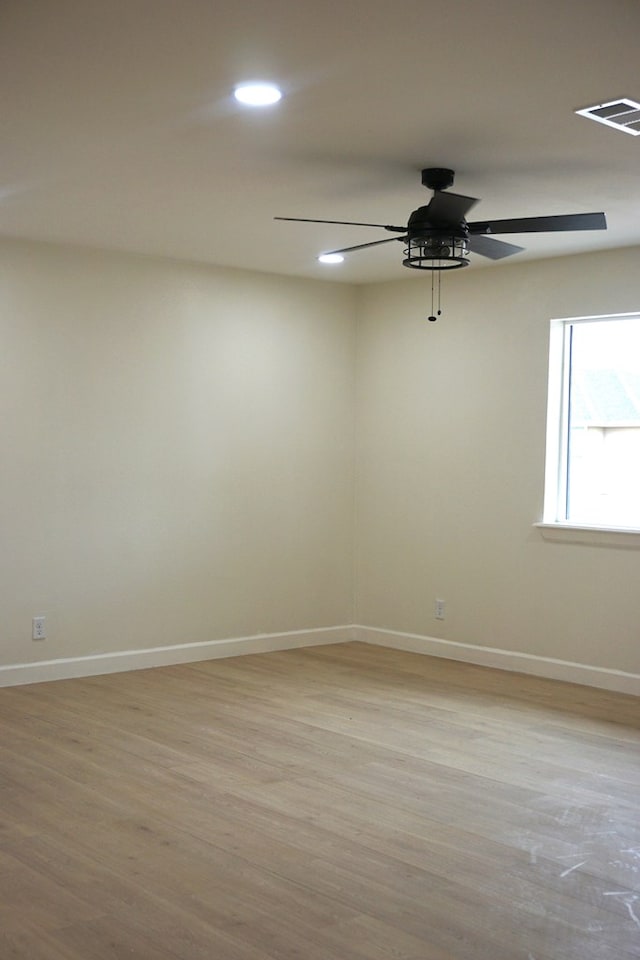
[275,217,406,233]
[424,191,479,225]
[324,236,407,256]
[468,235,525,260]
[468,212,607,235]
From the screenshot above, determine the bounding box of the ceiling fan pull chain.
[428,270,436,321]
[428,268,442,321]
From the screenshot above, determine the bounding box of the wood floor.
[0,643,638,960]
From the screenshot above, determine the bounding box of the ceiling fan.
[275,167,607,271]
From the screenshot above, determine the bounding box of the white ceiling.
[2,0,640,283]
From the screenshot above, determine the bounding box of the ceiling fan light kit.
[403,234,470,270]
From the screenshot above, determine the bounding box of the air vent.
[575,98,640,136]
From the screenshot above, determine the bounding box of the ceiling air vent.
[575,98,640,136]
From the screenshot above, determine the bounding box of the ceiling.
[2,0,640,284]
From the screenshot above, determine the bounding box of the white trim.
[354,626,640,696]
[534,521,640,548]
[543,312,640,529]
[2,623,637,697]
[0,626,354,688]
[543,317,569,522]
[549,310,640,323]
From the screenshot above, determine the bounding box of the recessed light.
[318,253,344,264]
[234,83,282,107]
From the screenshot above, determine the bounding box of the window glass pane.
[567,317,640,526]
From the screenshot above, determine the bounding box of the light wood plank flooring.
[0,642,638,960]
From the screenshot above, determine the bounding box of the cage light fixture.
[402,234,470,270]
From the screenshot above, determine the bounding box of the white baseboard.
[2,623,637,696]
[354,626,640,696]
[0,626,354,688]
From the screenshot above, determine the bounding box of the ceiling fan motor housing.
[421,167,456,192]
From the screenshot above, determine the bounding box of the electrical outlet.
[434,599,445,620]
[32,616,46,640]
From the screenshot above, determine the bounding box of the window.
[543,313,640,531]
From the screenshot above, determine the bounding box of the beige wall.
[0,239,356,665]
[1,237,639,678]
[355,247,640,675]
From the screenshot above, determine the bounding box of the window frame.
[537,311,640,547]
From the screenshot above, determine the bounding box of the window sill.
[534,522,640,549]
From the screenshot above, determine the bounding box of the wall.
[0,238,356,669]
[355,247,640,677]
[1,237,638,685]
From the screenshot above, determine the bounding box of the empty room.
[1,2,639,959]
